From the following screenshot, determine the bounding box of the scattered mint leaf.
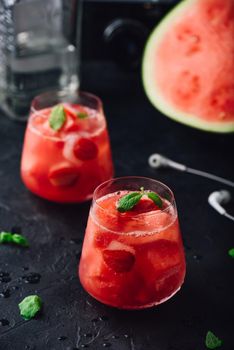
[228,248,234,258]
[117,192,142,213]
[49,104,66,131]
[205,331,222,349]
[77,111,88,119]
[147,192,163,208]
[12,234,29,247]
[0,231,13,243]
[19,295,42,320]
[0,231,29,247]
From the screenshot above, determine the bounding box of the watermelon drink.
[21,91,114,203]
[79,177,186,309]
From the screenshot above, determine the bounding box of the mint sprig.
[147,192,163,208]
[0,231,29,247]
[77,111,88,119]
[117,192,143,213]
[205,331,223,349]
[117,188,163,213]
[19,295,42,320]
[49,104,66,131]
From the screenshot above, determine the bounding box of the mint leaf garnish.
[147,192,163,208]
[117,192,142,213]
[49,104,66,131]
[228,248,234,258]
[77,111,88,119]
[205,331,222,349]
[19,295,42,320]
[12,234,29,247]
[0,231,29,247]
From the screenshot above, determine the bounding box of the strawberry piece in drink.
[102,241,135,273]
[48,164,80,187]
[74,138,98,160]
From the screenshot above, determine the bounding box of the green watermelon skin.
[142,0,234,133]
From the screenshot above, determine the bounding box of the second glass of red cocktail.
[21,90,114,203]
[79,176,186,309]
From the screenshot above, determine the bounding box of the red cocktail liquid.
[21,93,113,202]
[79,177,186,309]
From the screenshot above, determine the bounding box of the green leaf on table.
[117,192,143,213]
[77,111,88,119]
[0,231,13,243]
[147,191,163,208]
[19,295,42,320]
[228,248,234,258]
[49,104,66,131]
[12,234,29,247]
[205,331,223,349]
[0,231,29,247]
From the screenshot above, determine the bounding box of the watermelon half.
[142,0,234,133]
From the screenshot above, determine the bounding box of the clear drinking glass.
[21,90,114,203]
[79,176,186,309]
[0,0,81,121]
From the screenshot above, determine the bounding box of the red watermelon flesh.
[142,0,234,132]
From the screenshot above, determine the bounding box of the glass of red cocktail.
[79,176,186,309]
[21,90,114,203]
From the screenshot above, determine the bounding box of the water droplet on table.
[12,286,19,290]
[22,266,29,271]
[98,315,109,321]
[0,288,11,298]
[70,238,82,245]
[22,273,41,284]
[193,254,202,261]
[0,319,9,326]
[58,336,67,341]
[112,335,119,339]
[84,333,92,338]
[0,271,9,277]
[102,343,111,347]
[0,276,11,283]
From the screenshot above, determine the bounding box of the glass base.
[81,284,184,310]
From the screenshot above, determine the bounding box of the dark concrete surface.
[0,63,233,350]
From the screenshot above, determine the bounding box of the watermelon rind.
[142,0,234,133]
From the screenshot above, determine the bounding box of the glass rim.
[31,89,103,113]
[28,89,105,142]
[93,176,176,218]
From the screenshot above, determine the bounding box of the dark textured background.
[0,63,234,350]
